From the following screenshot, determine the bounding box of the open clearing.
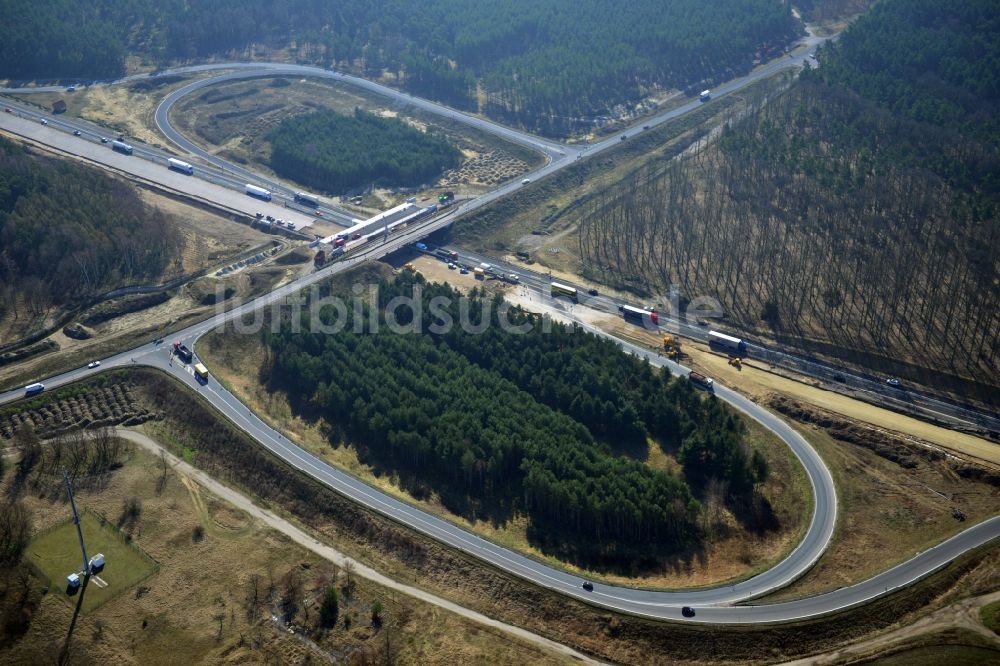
[27,511,157,614]
[2,432,577,665]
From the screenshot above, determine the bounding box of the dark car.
[73,129,81,136]
[582,581,593,592]
[833,374,846,383]
[681,606,696,618]
[886,378,901,387]
[587,288,599,296]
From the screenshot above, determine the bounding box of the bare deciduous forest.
[579,83,998,388]
[580,91,1000,392]
[577,1,999,394]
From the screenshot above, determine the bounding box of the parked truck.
[434,248,459,262]
[245,184,272,201]
[708,330,747,355]
[172,340,193,363]
[167,157,193,174]
[688,372,714,390]
[111,140,133,155]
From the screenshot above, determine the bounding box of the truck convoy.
[172,340,193,363]
[619,304,658,327]
[111,140,133,155]
[708,330,747,355]
[688,372,714,390]
[167,157,194,175]
[245,184,272,201]
[294,192,320,207]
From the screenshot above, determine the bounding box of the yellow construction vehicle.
[662,335,683,359]
[728,356,742,370]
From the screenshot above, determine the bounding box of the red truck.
[172,340,193,363]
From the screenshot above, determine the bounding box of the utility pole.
[63,470,90,580]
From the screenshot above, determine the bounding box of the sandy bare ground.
[778,590,1000,665]
[687,348,1000,468]
[115,428,603,666]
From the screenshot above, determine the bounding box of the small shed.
[52,100,67,114]
[66,573,81,588]
[89,553,105,574]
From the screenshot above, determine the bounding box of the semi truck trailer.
[111,140,133,155]
[168,158,194,174]
[294,192,320,207]
[245,184,272,201]
[619,304,658,327]
[708,330,747,354]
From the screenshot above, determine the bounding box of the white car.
[521,178,531,185]
[88,361,101,369]
[40,119,48,125]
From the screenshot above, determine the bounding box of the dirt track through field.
[116,428,603,666]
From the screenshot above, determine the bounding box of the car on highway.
[587,288,599,296]
[448,262,456,270]
[73,130,81,136]
[87,361,101,369]
[521,178,531,185]
[459,266,469,274]
[352,233,362,240]
[3,107,11,113]
[100,137,108,143]
[833,373,846,383]
[415,242,427,251]
[40,119,48,125]
[581,581,593,592]
[886,378,901,387]
[682,606,696,618]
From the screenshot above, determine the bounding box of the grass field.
[26,511,158,614]
[981,599,1000,635]
[864,644,1000,666]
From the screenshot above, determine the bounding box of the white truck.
[111,139,133,155]
[245,184,272,201]
[708,330,747,354]
[168,157,194,175]
[699,90,711,102]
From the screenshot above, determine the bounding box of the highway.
[2,28,999,624]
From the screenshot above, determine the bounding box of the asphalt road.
[2,28,998,623]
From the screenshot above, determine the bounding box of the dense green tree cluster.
[811,0,1000,146]
[0,1,126,80]
[266,109,460,192]
[0,1,801,134]
[262,274,768,552]
[0,136,181,309]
